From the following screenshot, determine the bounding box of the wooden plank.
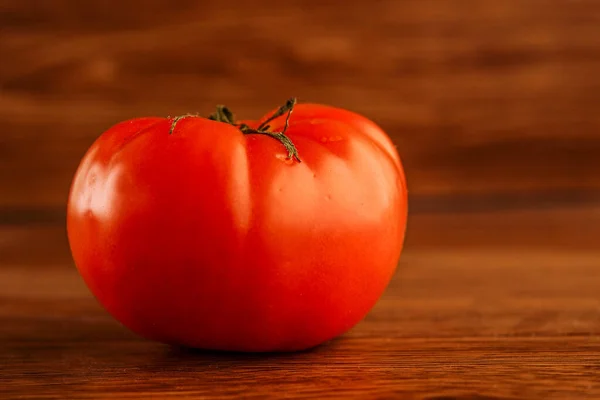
[1,0,600,207]
[2,248,600,399]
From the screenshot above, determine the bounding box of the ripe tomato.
[67,99,407,352]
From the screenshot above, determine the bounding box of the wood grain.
[2,208,600,399]
[2,0,600,208]
[2,1,600,397]
[2,250,600,399]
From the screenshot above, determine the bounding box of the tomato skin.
[67,103,408,352]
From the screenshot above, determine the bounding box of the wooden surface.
[3,0,600,398]
[2,0,600,209]
[2,207,600,399]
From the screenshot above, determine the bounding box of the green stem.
[257,98,297,131]
[169,113,197,135]
[208,105,235,124]
[168,98,301,162]
[209,98,301,162]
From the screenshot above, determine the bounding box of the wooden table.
[2,206,599,399]
[2,0,600,397]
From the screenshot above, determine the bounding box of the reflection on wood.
[1,0,600,207]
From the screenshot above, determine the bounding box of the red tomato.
[67,99,408,352]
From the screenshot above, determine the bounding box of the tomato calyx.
[211,97,301,163]
[168,98,301,163]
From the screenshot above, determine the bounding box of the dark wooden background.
[2,1,600,399]
[2,0,600,211]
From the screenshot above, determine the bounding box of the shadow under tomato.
[155,335,342,363]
